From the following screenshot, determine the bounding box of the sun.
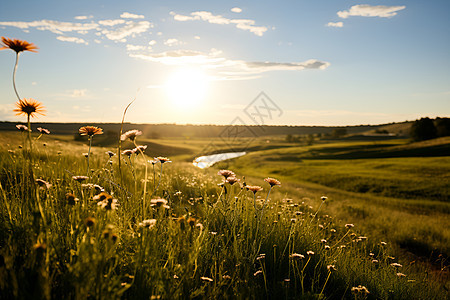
[165,68,209,108]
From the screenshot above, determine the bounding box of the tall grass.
[0,133,447,299]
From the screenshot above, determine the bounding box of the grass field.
[0,129,449,299]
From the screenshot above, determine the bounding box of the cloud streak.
[337,5,406,19]
[326,22,343,28]
[170,11,268,36]
[128,48,330,80]
[56,36,88,45]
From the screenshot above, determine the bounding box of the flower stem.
[134,141,148,219]
[87,137,92,176]
[319,270,332,297]
[27,114,32,153]
[13,53,21,101]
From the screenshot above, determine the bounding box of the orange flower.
[14,98,45,118]
[246,185,263,194]
[79,126,103,137]
[1,37,38,53]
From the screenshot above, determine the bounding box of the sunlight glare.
[165,68,209,108]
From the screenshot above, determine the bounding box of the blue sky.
[0,0,449,125]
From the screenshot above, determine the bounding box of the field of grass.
[0,129,448,299]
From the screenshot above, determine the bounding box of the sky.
[0,0,449,126]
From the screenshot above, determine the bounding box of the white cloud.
[120,12,145,19]
[0,20,99,34]
[98,19,126,26]
[101,21,152,42]
[337,5,406,19]
[149,40,157,45]
[326,22,343,28]
[171,10,268,36]
[126,44,147,51]
[57,36,88,45]
[69,89,88,97]
[231,7,242,13]
[164,38,183,46]
[74,15,93,20]
[129,48,330,80]
[194,35,201,40]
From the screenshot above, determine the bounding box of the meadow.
[0,129,448,299]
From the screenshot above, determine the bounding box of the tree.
[435,117,450,137]
[410,117,437,141]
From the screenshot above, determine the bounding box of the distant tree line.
[410,117,450,141]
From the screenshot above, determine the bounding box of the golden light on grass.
[0,37,38,53]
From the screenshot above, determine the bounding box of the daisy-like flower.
[122,149,135,157]
[97,196,119,211]
[306,251,315,256]
[79,126,103,137]
[217,169,235,179]
[289,253,305,260]
[1,37,38,53]
[37,127,50,134]
[226,176,240,185]
[396,272,407,278]
[121,129,142,141]
[106,151,115,158]
[65,193,79,205]
[14,98,45,118]
[390,263,402,268]
[72,175,89,183]
[321,196,328,201]
[254,270,263,277]
[35,179,51,189]
[264,177,281,187]
[150,198,170,209]
[345,224,354,229]
[134,145,148,155]
[187,217,197,227]
[246,185,263,194]
[139,219,157,228]
[155,156,171,164]
[16,124,28,131]
[327,265,336,272]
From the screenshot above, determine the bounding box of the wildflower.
[96,193,119,210]
[121,129,142,141]
[79,126,103,137]
[82,153,89,158]
[72,175,88,183]
[358,236,367,240]
[246,185,263,194]
[122,149,135,157]
[390,263,402,268]
[35,179,51,189]
[65,193,79,205]
[254,270,263,277]
[290,218,297,223]
[1,37,38,53]
[321,196,327,201]
[133,145,147,155]
[396,272,406,278]
[289,253,305,260]
[37,127,50,134]
[372,259,379,264]
[327,265,336,272]
[106,151,115,157]
[14,98,45,118]
[351,285,370,295]
[226,176,240,185]
[307,251,314,256]
[222,275,231,280]
[264,177,281,187]
[201,276,213,282]
[150,198,170,209]
[177,216,186,230]
[139,219,157,228]
[196,222,204,231]
[93,192,111,201]
[148,159,158,165]
[381,241,387,246]
[320,239,327,243]
[345,224,354,229]
[84,217,96,227]
[16,124,28,131]
[155,156,171,164]
[330,229,336,233]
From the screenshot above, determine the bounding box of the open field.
[0,129,449,299]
